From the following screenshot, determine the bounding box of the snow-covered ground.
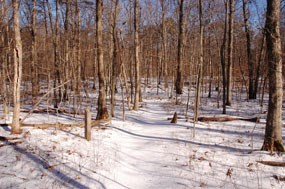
[0,88,285,189]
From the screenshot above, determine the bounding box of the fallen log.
[0,119,111,130]
[167,116,260,123]
[167,116,186,121]
[192,116,259,123]
[21,108,85,115]
[257,161,285,167]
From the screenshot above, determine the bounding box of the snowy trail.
[105,100,197,189]
[1,98,284,189]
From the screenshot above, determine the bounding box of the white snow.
[0,89,285,189]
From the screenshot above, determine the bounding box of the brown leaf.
[16,155,21,161]
[198,157,206,161]
[226,168,233,178]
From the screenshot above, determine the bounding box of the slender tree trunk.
[261,0,284,152]
[63,0,70,101]
[242,0,255,99]
[254,31,265,97]
[111,0,119,117]
[220,0,228,114]
[96,0,109,120]
[160,0,168,92]
[31,0,39,105]
[119,30,131,110]
[208,35,213,98]
[194,0,204,122]
[133,0,141,111]
[11,0,22,134]
[47,0,60,108]
[1,2,9,118]
[175,0,184,95]
[75,0,82,96]
[226,0,234,106]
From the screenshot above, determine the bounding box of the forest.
[0,0,285,188]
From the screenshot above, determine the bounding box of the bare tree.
[220,0,228,114]
[111,0,120,116]
[261,0,284,152]
[160,0,168,92]
[194,0,204,122]
[96,0,109,120]
[175,0,184,95]
[11,0,22,134]
[242,0,255,99]
[226,0,234,106]
[133,0,141,111]
[31,0,39,105]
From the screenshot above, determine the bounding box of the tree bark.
[242,0,255,99]
[226,0,235,106]
[96,0,109,120]
[31,0,39,105]
[194,0,204,122]
[75,0,82,96]
[261,0,284,152]
[175,0,184,95]
[111,0,119,117]
[220,0,228,114]
[254,31,266,98]
[47,0,60,108]
[160,0,168,92]
[133,0,141,111]
[11,0,22,134]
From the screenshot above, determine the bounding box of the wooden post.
[85,107,91,141]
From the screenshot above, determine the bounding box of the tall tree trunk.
[160,0,168,92]
[75,0,82,96]
[226,0,234,106]
[133,0,141,111]
[261,0,284,152]
[96,0,109,120]
[47,0,60,108]
[63,0,70,100]
[111,0,119,117]
[208,34,213,98]
[220,0,228,114]
[1,2,9,118]
[11,0,22,134]
[194,0,204,122]
[31,0,39,105]
[254,31,266,98]
[175,0,184,95]
[242,0,255,99]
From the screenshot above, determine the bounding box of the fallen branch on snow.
[0,119,111,130]
[21,108,85,116]
[196,116,260,123]
[257,161,285,167]
[167,116,260,123]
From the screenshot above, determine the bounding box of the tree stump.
[170,112,178,124]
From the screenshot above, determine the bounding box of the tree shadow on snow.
[4,140,106,189]
[110,126,252,153]
[173,124,264,139]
